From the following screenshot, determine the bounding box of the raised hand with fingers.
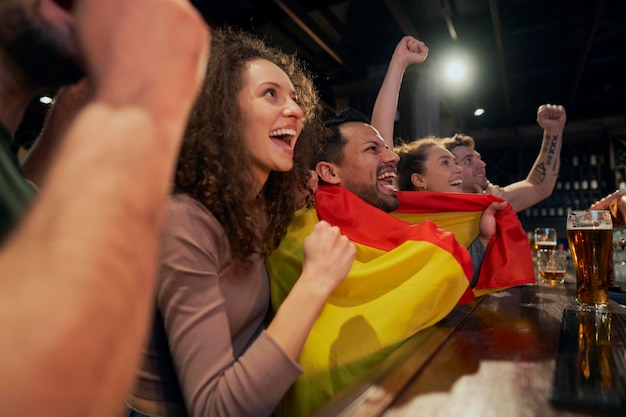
[74,0,209,124]
[373,36,429,146]
[393,35,429,67]
[537,104,566,134]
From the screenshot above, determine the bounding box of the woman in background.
[395,137,464,192]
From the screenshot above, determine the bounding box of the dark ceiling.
[193,0,626,142]
[16,0,626,149]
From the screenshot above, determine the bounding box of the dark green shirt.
[0,123,35,243]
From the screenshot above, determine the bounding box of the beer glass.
[537,249,568,286]
[566,210,613,312]
[534,227,557,252]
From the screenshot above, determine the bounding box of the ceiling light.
[444,59,467,83]
[39,96,53,105]
[474,108,485,117]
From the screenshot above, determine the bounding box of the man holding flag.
[266,108,534,417]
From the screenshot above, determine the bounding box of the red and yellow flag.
[267,186,481,417]
[394,191,534,293]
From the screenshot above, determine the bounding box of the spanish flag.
[394,190,535,293]
[267,186,487,417]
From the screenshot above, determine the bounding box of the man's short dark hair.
[311,107,370,168]
[325,107,370,129]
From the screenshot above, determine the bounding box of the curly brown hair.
[174,27,322,261]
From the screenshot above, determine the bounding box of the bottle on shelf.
[581,179,589,190]
[557,205,565,217]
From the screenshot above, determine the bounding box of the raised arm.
[501,104,566,212]
[0,1,209,416]
[371,36,428,149]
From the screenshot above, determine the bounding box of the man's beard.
[344,181,399,213]
[5,19,84,88]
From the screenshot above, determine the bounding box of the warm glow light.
[444,59,467,83]
[39,96,53,105]
[436,50,474,92]
[474,108,485,117]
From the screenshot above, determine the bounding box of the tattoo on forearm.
[530,134,560,185]
[530,163,546,185]
[544,134,560,170]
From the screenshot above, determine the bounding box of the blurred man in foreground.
[0,0,209,415]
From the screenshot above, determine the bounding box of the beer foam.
[567,223,612,230]
[567,210,613,230]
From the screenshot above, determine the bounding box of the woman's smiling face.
[238,58,304,188]
[414,145,464,192]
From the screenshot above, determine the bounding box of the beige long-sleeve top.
[131,194,302,417]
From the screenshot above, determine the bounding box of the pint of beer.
[566,210,613,312]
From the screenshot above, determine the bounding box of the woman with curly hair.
[127,28,356,417]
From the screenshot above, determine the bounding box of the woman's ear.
[411,173,426,190]
[316,162,341,185]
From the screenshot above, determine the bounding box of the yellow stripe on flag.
[267,208,470,417]
[392,210,482,247]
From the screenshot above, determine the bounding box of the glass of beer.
[537,249,568,286]
[534,227,557,252]
[566,210,613,312]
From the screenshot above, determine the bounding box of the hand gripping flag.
[393,191,534,294]
[266,186,480,417]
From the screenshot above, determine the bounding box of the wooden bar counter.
[312,275,626,417]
